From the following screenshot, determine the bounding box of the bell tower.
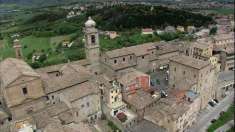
[13,39,23,59]
[84,17,100,74]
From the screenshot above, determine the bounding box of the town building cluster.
[0,17,234,132]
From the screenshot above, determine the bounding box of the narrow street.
[186,91,234,132]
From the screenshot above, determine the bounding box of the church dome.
[85,17,96,27]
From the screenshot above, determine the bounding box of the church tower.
[84,17,100,74]
[13,39,23,59]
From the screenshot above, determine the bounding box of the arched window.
[91,35,96,44]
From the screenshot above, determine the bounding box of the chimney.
[13,39,23,59]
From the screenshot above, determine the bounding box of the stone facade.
[101,42,180,78]
[145,90,200,132]
[169,55,217,109]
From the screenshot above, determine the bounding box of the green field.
[207,104,235,132]
[212,8,234,15]
[0,33,85,68]
[202,8,234,15]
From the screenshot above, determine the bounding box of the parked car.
[161,90,168,98]
[220,111,225,116]
[211,99,217,104]
[211,119,216,123]
[209,101,215,107]
[213,99,219,103]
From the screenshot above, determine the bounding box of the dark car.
[213,99,219,103]
[211,119,216,123]
[220,111,225,116]
[209,101,215,107]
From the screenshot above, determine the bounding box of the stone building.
[101,41,180,78]
[97,75,126,117]
[0,57,101,131]
[214,43,234,71]
[0,58,46,120]
[212,32,234,49]
[191,32,234,71]
[36,63,102,123]
[169,55,217,109]
[145,89,200,132]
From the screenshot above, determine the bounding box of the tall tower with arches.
[83,17,100,74]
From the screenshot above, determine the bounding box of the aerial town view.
[0,0,234,132]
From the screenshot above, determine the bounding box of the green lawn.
[202,8,234,15]
[207,104,235,132]
[0,38,15,60]
[0,34,85,68]
[212,8,234,15]
[20,36,51,56]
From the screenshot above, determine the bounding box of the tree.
[210,27,217,35]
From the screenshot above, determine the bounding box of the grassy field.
[0,33,85,67]
[212,8,234,15]
[20,36,51,55]
[207,104,235,132]
[202,8,234,15]
[0,38,15,60]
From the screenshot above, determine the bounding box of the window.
[114,60,117,64]
[81,104,85,108]
[123,57,125,61]
[174,67,176,72]
[91,35,96,44]
[194,74,196,78]
[87,102,90,107]
[142,56,145,59]
[130,56,132,60]
[183,71,186,75]
[22,87,28,95]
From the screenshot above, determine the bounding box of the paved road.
[186,91,234,132]
[215,120,234,132]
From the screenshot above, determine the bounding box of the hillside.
[0,4,215,68]
[88,5,215,30]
